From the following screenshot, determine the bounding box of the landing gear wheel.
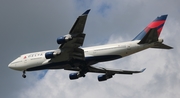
[82,74,85,77]
[22,70,26,78]
[22,74,26,78]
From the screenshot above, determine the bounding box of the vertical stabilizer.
[133,15,168,41]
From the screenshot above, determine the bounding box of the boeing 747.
[8,9,172,81]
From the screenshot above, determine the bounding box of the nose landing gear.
[22,70,26,78]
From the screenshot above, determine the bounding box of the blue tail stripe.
[154,15,168,21]
[157,23,164,30]
[132,30,146,40]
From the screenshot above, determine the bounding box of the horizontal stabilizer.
[152,43,173,49]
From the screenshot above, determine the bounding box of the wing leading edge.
[88,66,146,74]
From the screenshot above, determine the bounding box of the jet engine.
[98,74,113,82]
[45,49,61,59]
[57,34,72,44]
[69,73,79,80]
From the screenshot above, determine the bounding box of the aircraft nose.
[8,63,15,69]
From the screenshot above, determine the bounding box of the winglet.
[140,68,146,73]
[82,9,91,15]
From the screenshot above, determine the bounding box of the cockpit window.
[11,60,22,64]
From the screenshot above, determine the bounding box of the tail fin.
[133,15,168,41]
[132,15,173,49]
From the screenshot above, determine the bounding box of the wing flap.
[70,48,85,60]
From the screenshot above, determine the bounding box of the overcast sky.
[1,0,180,98]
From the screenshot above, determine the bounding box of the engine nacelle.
[45,52,54,59]
[69,73,79,80]
[57,37,66,44]
[98,74,113,82]
[98,75,107,81]
[57,34,72,44]
[45,49,61,59]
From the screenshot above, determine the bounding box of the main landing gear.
[22,70,26,78]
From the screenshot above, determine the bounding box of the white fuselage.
[8,40,154,71]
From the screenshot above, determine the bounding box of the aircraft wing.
[51,10,90,62]
[88,66,146,75]
[64,66,145,75]
[69,9,90,36]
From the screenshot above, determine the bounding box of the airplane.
[8,9,172,82]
